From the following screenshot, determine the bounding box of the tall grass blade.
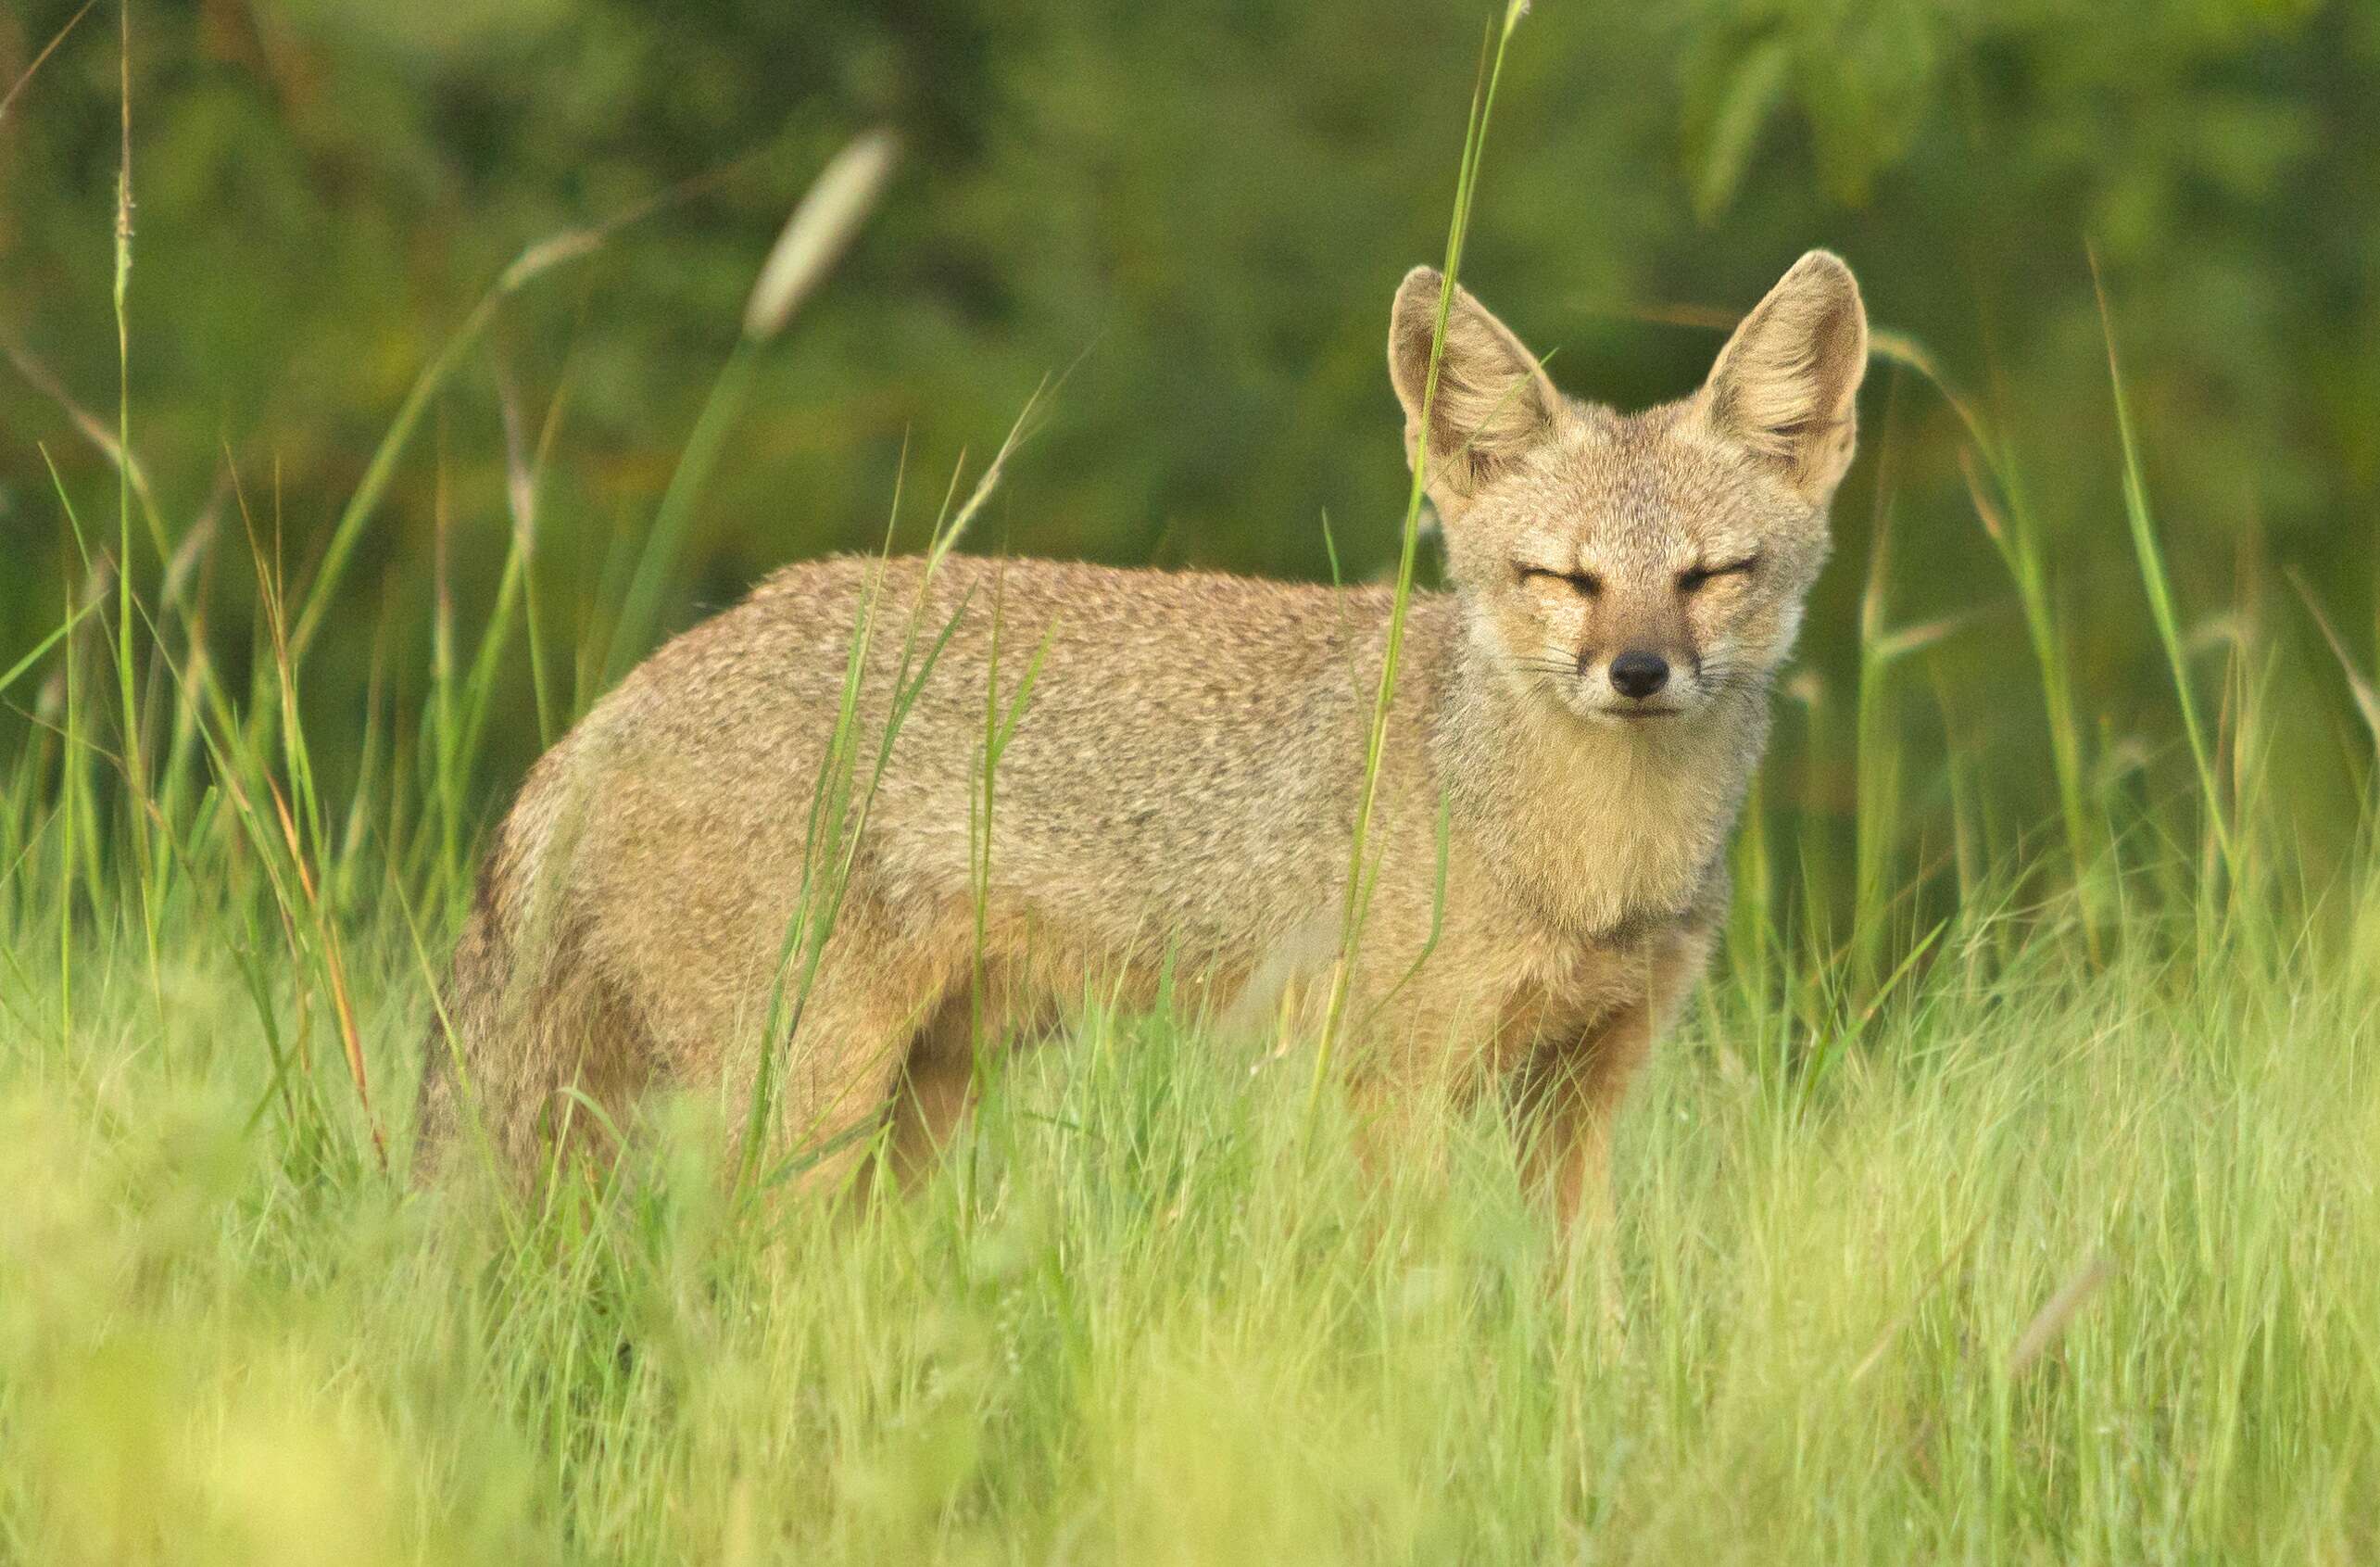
[1311,7,1526,1118]
[2286,568,2380,753]
[605,131,901,689]
[2091,255,2236,880]
[0,0,94,126]
[286,170,719,667]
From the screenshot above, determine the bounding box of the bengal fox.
[419,251,1867,1218]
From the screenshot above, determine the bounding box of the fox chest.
[1442,833,1719,1053]
[1467,930,1667,1071]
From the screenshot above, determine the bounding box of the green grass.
[6,5,2380,1560]
[3,876,2376,1564]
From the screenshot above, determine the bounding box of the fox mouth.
[1604,704,1684,721]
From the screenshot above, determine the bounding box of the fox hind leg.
[730,914,965,1195]
[887,992,981,1187]
[887,956,1062,1188]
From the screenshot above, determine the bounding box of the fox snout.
[1578,643,1694,721]
[1577,595,1697,714]
[1606,650,1670,701]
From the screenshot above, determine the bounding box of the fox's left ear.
[1702,250,1869,501]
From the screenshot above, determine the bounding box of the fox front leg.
[1517,920,1716,1229]
[1516,997,1654,1232]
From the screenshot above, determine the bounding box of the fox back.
[419,251,1867,1209]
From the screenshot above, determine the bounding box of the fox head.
[1389,250,1867,729]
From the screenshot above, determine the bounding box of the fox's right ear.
[1702,250,1869,501]
[1389,267,1559,504]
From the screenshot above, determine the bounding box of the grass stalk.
[604,130,900,689]
[1873,328,2102,952]
[2090,256,2237,886]
[1310,2,1528,1123]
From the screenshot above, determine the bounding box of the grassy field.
[6,7,2380,1564]
[3,841,2376,1563]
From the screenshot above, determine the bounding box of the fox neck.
[1432,622,1769,943]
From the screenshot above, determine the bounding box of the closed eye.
[1518,564,1601,596]
[1678,554,1761,592]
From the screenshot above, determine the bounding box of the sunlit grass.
[2,878,2376,1563]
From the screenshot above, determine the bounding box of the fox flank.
[421,251,1869,1219]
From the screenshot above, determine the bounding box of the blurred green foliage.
[2,0,2374,849]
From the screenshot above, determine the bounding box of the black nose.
[1608,651,1670,700]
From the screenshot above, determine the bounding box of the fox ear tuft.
[1704,250,1869,499]
[1388,267,1559,500]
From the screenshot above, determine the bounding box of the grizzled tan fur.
[420,251,1868,1219]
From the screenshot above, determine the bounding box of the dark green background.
[3,0,2374,854]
